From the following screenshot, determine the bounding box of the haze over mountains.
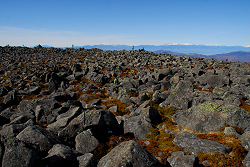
[35,44,250,63]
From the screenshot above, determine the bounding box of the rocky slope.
[0,45,250,167]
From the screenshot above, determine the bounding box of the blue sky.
[0,0,249,47]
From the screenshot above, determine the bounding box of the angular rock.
[75,129,99,154]
[0,108,19,123]
[198,74,229,88]
[77,153,97,167]
[139,106,161,125]
[16,125,61,152]
[160,80,193,110]
[224,127,241,138]
[174,101,250,133]
[167,151,198,167]
[172,131,231,155]
[28,86,41,95]
[3,90,18,107]
[41,144,81,167]
[97,140,162,167]
[139,92,150,101]
[1,137,38,167]
[0,119,34,138]
[58,110,105,143]
[242,151,250,167]
[123,115,152,140]
[3,115,30,128]
[239,131,250,151]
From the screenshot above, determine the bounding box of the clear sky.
[0,0,249,47]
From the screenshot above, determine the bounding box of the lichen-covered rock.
[97,140,163,167]
[174,101,250,133]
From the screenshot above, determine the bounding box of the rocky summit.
[0,45,250,167]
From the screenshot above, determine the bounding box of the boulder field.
[0,45,250,166]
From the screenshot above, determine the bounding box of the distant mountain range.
[33,44,250,63]
[154,50,250,63]
[72,44,250,55]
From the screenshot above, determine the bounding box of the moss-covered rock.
[174,101,250,133]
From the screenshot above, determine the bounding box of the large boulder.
[58,109,118,143]
[77,153,97,167]
[3,90,18,107]
[75,129,99,154]
[197,74,229,88]
[174,101,250,133]
[160,80,194,110]
[242,151,250,167]
[0,108,19,124]
[239,131,250,151]
[40,144,81,167]
[0,119,34,138]
[172,131,231,155]
[123,115,152,140]
[135,106,161,125]
[167,151,198,167]
[16,125,61,153]
[1,137,38,167]
[46,107,82,135]
[97,140,162,167]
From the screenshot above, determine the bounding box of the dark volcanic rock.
[242,151,250,167]
[239,131,250,151]
[1,46,250,166]
[172,131,231,155]
[58,109,118,143]
[77,153,97,167]
[75,129,99,154]
[16,125,61,153]
[97,140,163,167]
[160,80,194,110]
[3,90,18,107]
[123,115,152,140]
[0,119,34,138]
[1,137,38,167]
[41,144,81,167]
[167,151,198,167]
[174,101,250,133]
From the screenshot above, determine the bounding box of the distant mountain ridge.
[154,50,250,63]
[72,44,250,55]
[32,44,250,63]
